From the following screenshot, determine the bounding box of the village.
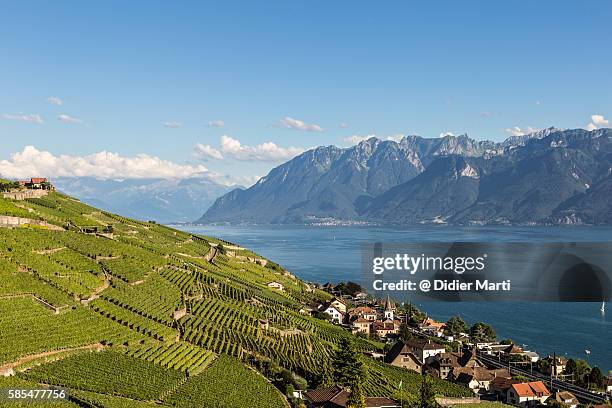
[266,280,612,408]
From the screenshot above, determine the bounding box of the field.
[0,191,472,407]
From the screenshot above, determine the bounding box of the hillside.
[0,190,472,407]
[200,128,612,225]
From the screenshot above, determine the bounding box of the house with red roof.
[507,381,550,406]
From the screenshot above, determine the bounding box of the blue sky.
[1,1,611,184]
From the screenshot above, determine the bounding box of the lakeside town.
[278,280,612,408]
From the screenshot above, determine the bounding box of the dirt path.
[0,343,104,375]
[33,247,66,255]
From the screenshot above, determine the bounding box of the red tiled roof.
[529,381,550,396]
[304,385,344,403]
[511,381,550,398]
[30,178,47,183]
[490,376,516,391]
[511,383,536,398]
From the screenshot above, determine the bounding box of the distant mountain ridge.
[199,127,612,225]
[55,177,234,224]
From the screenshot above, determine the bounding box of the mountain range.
[199,127,612,225]
[54,177,234,224]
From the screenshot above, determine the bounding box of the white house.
[329,297,347,313]
[323,304,345,323]
[405,339,446,364]
[267,281,284,291]
[606,377,612,394]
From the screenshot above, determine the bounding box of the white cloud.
[194,143,224,160]
[47,96,64,106]
[276,116,323,132]
[219,135,304,161]
[504,126,540,137]
[2,113,44,124]
[195,135,305,162]
[0,146,208,180]
[340,123,349,128]
[585,114,609,131]
[164,121,181,128]
[208,120,225,128]
[58,114,83,124]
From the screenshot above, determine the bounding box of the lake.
[178,224,612,372]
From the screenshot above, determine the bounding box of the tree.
[332,338,367,387]
[346,379,366,408]
[565,359,577,380]
[444,316,468,336]
[399,323,414,342]
[418,375,439,408]
[404,303,425,326]
[336,281,363,297]
[588,366,605,388]
[469,322,496,342]
[313,311,331,321]
[574,359,591,386]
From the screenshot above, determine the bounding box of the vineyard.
[164,355,286,408]
[22,351,186,400]
[0,191,472,407]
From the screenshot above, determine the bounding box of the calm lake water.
[177,224,612,372]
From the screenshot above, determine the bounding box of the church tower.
[383,294,394,320]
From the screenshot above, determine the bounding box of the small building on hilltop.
[267,281,284,291]
[304,385,400,408]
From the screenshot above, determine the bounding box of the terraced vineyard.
[0,190,472,407]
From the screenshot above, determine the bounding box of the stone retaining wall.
[0,215,63,231]
[2,189,49,200]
